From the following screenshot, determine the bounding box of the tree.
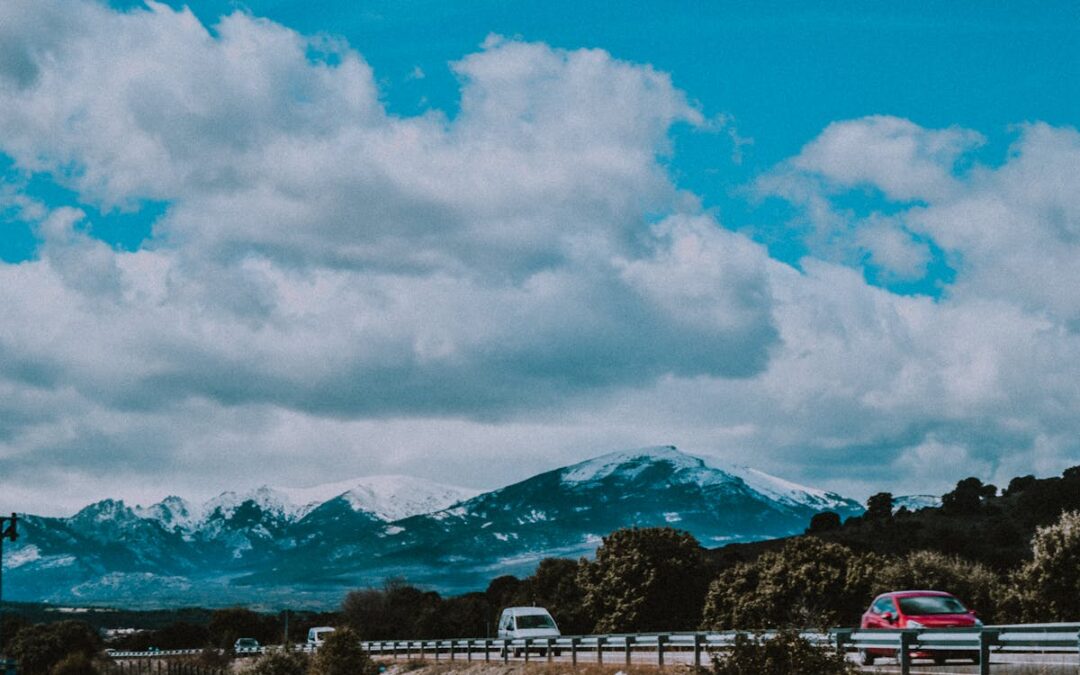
[865,493,894,521]
[578,527,709,633]
[1013,510,1080,621]
[309,627,377,675]
[942,478,996,515]
[520,558,592,635]
[875,550,1006,623]
[341,578,444,639]
[1004,475,1036,497]
[208,608,276,649]
[8,621,101,675]
[701,538,880,630]
[806,511,841,534]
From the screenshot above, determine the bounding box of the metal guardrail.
[107,645,317,658]
[834,623,1080,675]
[106,623,1080,673]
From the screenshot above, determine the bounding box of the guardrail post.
[449,640,455,662]
[657,635,667,669]
[596,636,605,664]
[624,636,634,666]
[501,640,508,664]
[978,630,998,675]
[832,628,851,657]
[483,639,491,663]
[693,633,704,669]
[898,631,914,675]
[570,637,579,666]
[545,638,554,663]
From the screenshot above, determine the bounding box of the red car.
[859,590,982,665]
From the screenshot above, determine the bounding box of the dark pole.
[1,513,20,675]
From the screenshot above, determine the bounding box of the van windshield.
[515,614,555,629]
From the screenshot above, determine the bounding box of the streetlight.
[1,513,19,675]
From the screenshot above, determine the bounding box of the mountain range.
[2,446,866,609]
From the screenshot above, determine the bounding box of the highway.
[371,647,1080,672]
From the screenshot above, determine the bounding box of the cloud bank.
[0,0,1077,513]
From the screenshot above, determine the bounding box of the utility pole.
[0,513,19,675]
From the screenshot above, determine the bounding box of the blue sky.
[1,0,1078,514]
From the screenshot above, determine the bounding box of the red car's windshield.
[898,596,968,615]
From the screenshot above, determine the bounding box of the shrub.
[708,631,858,675]
[246,648,309,675]
[49,654,98,675]
[1013,510,1080,621]
[8,621,101,675]
[874,550,1007,623]
[308,627,377,675]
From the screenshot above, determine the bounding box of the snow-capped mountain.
[3,446,863,608]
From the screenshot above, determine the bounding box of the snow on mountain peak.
[275,475,479,521]
[201,486,298,521]
[561,445,707,484]
[134,496,203,533]
[560,445,861,513]
[341,476,478,521]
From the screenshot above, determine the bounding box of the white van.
[497,607,560,656]
[306,626,335,648]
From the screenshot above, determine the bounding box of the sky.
[1,0,1079,516]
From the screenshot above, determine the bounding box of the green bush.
[702,538,880,630]
[308,627,377,675]
[245,648,309,675]
[49,653,98,675]
[8,621,101,675]
[709,631,857,675]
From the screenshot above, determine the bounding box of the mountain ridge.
[3,446,865,609]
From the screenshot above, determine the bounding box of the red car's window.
[871,597,896,614]
[898,596,968,615]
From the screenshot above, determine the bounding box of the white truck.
[306,626,335,649]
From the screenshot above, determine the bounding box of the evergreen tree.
[578,527,709,633]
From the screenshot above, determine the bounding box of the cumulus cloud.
[1,1,1079,515]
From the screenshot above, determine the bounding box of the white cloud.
[0,2,1078,515]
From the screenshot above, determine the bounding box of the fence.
[105,623,1080,674]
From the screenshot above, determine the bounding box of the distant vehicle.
[307,626,335,648]
[234,638,260,651]
[859,590,981,665]
[497,607,560,657]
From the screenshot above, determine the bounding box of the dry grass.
[381,662,687,675]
